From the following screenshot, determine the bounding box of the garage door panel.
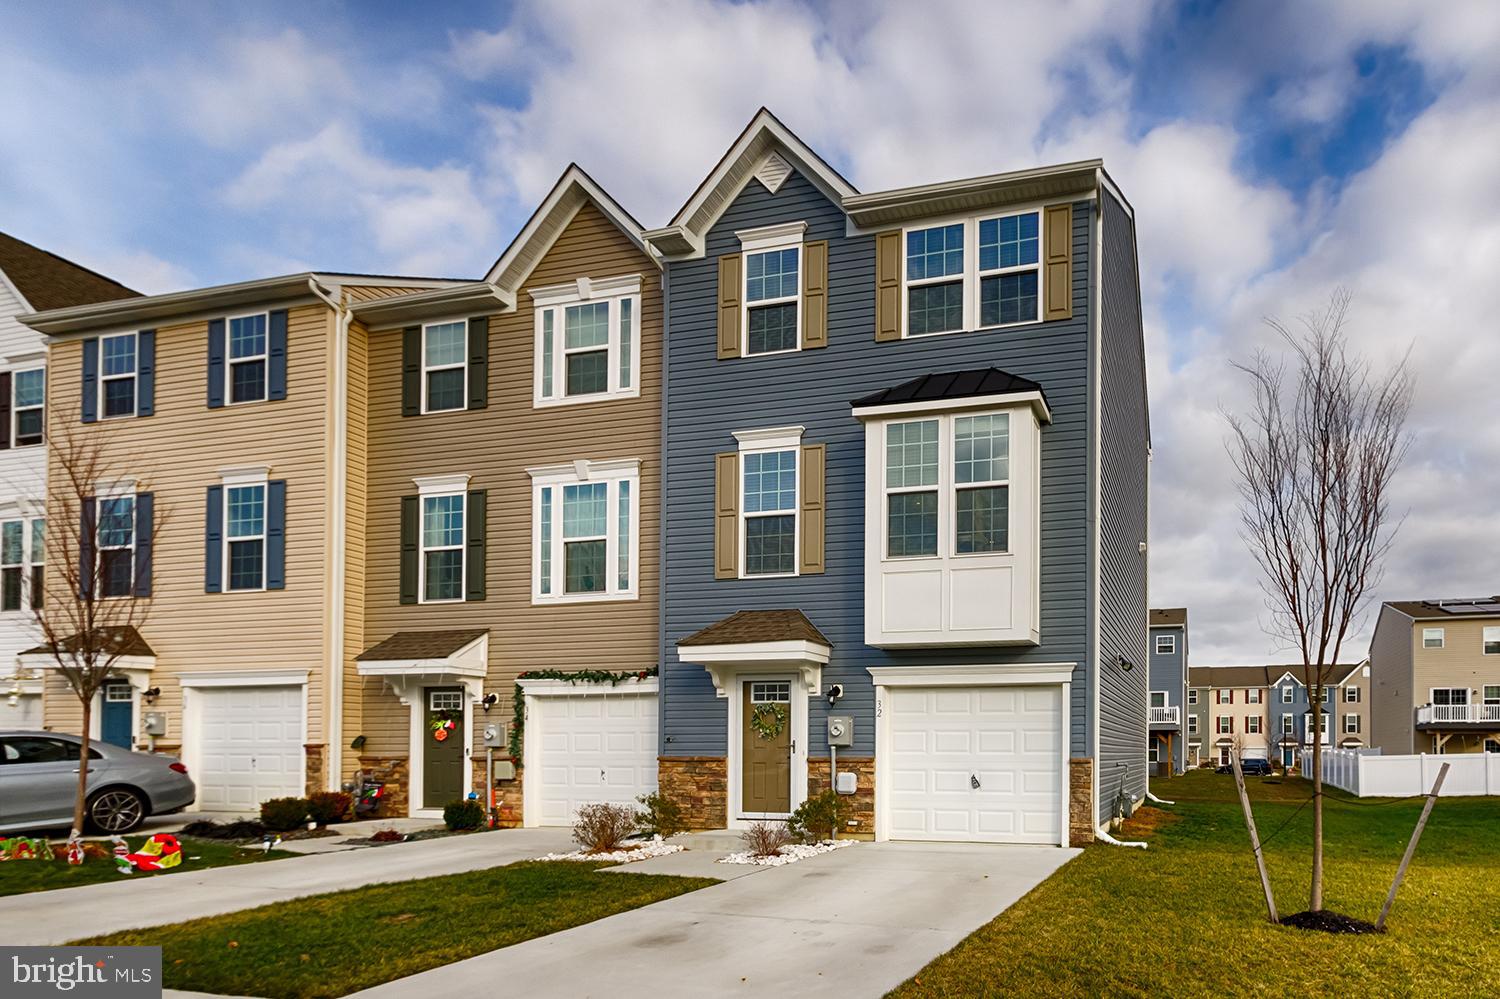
[194,685,304,812]
[533,691,657,827]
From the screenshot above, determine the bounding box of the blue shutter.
[266,479,286,590]
[79,497,96,598]
[137,329,156,416]
[81,338,99,423]
[207,319,226,408]
[204,485,223,593]
[133,492,153,596]
[268,310,289,400]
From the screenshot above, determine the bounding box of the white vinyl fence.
[1303,748,1500,797]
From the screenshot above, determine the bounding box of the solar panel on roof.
[1440,602,1500,614]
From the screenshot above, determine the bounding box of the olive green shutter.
[875,230,902,341]
[401,326,421,416]
[399,495,419,604]
[714,451,739,579]
[1044,204,1073,321]
[717,253,742,359]
[799,443,826,575]
[465,489,486,601]
[801,240,828,349]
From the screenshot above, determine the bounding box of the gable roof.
[0,231,138,312]
[678,609,832,649]
[483,163,658,295]
[643,108,859,258]
[1150,608,1187,628]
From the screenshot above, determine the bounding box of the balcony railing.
[1149,706,1181,725]
[1417,703,1500,725]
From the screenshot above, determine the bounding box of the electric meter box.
[482,723,505,748]
[827,715,854,748]
[142,712,167,737]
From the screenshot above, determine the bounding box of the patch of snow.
[718,839,857,866]
[537,835,684,864]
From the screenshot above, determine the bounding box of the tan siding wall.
[1206,688,1271,758]
[1412,615,1500,753]
[360,202,662,762]
[1370,606,1416,753]
[43,305,335,750]
[340,320,371,778]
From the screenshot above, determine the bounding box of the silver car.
[0,731,197,834]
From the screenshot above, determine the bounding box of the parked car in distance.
[0,731,196,834]
[1216,758,1275,777]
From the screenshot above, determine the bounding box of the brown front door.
[742,680,792,814]
[423,687,465,809]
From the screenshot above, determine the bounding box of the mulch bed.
[1280,910,1382,934]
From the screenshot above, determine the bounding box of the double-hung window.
[12,368,44,446]
[421,491,465,603]
[882,412,1011,559]
[531,459,638,602]
[1247,688,1263,704]
[1484,626,1500,655]
[1246,715,1263,735]
[1216,715,1233,734]
[0,520,22,611]
[227,313,268,404]
[884,419,939,557]
[225,484,266,591]
[1344,686,1361,703]
[1422,627,1444,649]
[1282,684,1294,704]
[1155,634,1176,655]
[903,209,1043,337]
[736,222,805,356]
[1187,689,1198,705]
[1187,714,1199,735]
[533,276,641,406]
[977,212,1040,326]
[100,333,137,418]
[905,223,964,335]
[742,448,799,576]
[1282,713,1295,735]
[422,321,467,413]
[97,495,135,598]
[1344,713,1360,734]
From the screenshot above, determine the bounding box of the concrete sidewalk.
[3,826,574,945]
[354,841,1079,998]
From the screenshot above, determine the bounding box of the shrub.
[742,820,792,858]
[635,791,687,839]
[260,797,309,832]
[443,799,486,831]
[370,828,405,843]
[307,791,352,826]
[786,790,843,843]
[572,802,638,853]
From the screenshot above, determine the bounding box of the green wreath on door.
[749,702,788,740]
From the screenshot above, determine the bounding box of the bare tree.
[1225,288,1412,913]
[29,421,163,839]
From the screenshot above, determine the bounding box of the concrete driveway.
[1,826,575,945]
[353,841,1080,999]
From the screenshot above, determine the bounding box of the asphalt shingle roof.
[356,629,488,662]
[23,625,154,659]
[1150,608,1187,627]
[0,231,138,312]
[678,609,832,649]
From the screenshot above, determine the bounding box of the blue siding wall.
[660,169,1095,759]
[1148,624,1186,772]
[1093,188,1150,820]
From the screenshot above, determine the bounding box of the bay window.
[530,459,638,602]
[533,275,641,406]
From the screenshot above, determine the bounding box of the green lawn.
[81,861,717,998]
[892,770,1500,998]
[0,836,292,897]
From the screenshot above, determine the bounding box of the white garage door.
[533,691,657,826]
[887,685,1062,844]
[193,685,305,811]
[1,694,41,730]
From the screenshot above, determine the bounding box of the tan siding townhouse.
[348,167,664,820]
[1370,597,1500,755]
[21,273,453,812]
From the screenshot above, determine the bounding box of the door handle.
[970,773,981,789]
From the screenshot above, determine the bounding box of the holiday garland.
[428,708,462,741]
[749,702,788,740]
[508,666,658,760]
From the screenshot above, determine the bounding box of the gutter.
[349,282,513,330]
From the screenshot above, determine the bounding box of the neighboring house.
[650,109,1149,846]
[0,232,137,729]
[1148,608,1188,776]
[1370,597,1500,755]
[21,269,457,809]
[346,167,664,821]
[1266,662,1369,768]
[1185,667,1210,767]
[1197,666,1272,766]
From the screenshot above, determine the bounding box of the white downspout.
[1096,825,1148,849]
[309,278,352,791]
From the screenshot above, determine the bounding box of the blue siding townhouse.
[1148,608,1189,776]
[646,110,1149,846]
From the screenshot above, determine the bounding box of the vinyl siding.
[340,285,439,304]
[1093,189,1150,820]
[1370,605,1417,753]
[1148,624,1186,771]
[661,169,1095,759]
[0,267,47,670]
[1410,615,1500,753]
[341,318,371,778]
[42,303,336,746]
[358,201,662,759]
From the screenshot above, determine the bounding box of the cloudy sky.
[3,1,1496,664]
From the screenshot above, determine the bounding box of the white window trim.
[1247,688,1263,704]
[1187,689,1198,705]
[1431,686,1468,706]
[1422,627,1445,649]
[527,458,640,604]
[530,274,643,409]
[735,426,803,580]
[736,221,805,357]
[1282,685,1294,703]
[1344,713,1360,734]
[1344,685,1360,702]
[0,518,24,614]
[1483,626,1500,655]
[419,317,469,415]
[899,203,1048,340]
[1216,715,1233,734]
[98,331,138,420]
[1154,634,1175,655]
[11,366,44,446]
[879,411,1014,562]
[224,311,270,407]
[1149,690,1166,708]
[1282,713,1295,734]
[220,467,270,593]
[1246,715,1263,734]
[95,486,136,600]
[1187,714,1199,734]
[415,474,469,605]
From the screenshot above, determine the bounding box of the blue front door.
[100,682,133,748]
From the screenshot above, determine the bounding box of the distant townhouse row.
[8,109,1150,846]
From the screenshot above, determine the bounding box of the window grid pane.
[887,492,938,557]
[980,272,1038,326]
[743,450,797,513]
[746,248,799,302]
[228,539,264,591]
[229,314,267,360]
[619,298,633,389]
[542,311,555,397]
[955,414,1009,484]
[978,213,1039,271]
[565,302,609,350]
[905,224,964,281]
[565,539,606,593]
[1,522,21,566]
[562,483,607,539]
[617,480,630,591]
[100,549,133,598]
[14,369,44,407]
[886,421,938,488]
[907,281,963,336]
[424,550,463,601]
[422,494,464,548]
[539,487,552,595]
[424,322,466,367]
[426,368,465,412]
[566,351,608,395]
[956,486,1008,554]
[231,359,267,404]
[745,514,795,576]
[98,498,134,549]
[226,485,265,539]
[747,302,798,355]
[103,378,135,418]
[29,519,44,563]
[102,335,136,377]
